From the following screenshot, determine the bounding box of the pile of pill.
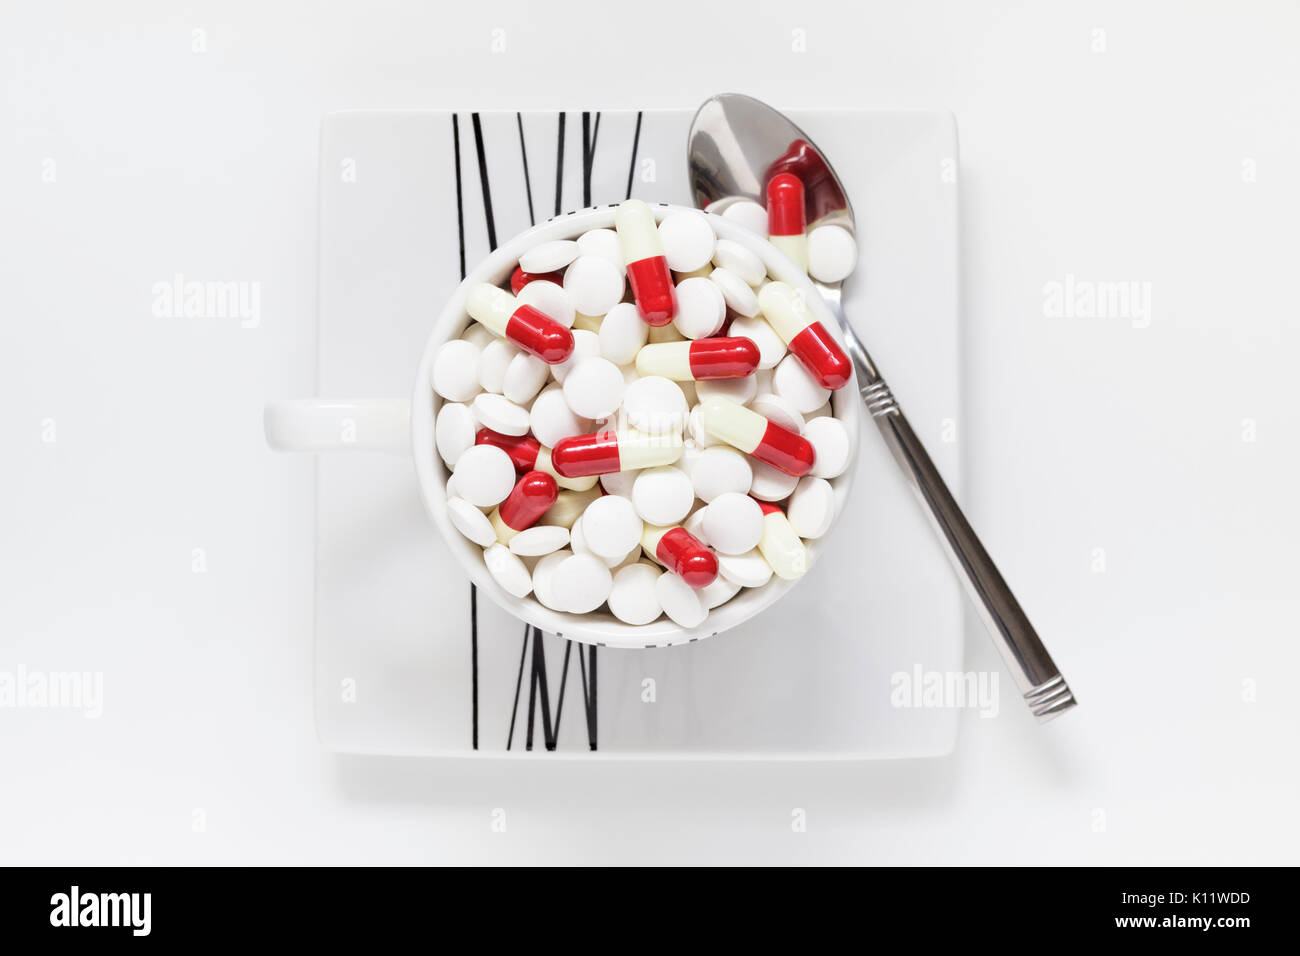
[432,184,855,629]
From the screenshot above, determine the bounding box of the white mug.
[265,204,859,648]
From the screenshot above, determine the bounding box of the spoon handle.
[835,309,1076,722]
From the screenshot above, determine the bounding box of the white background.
[2,0,1297,864]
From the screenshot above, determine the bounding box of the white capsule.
[701,492,764,555]
[773,352,831,414]
[787,476,834,538]
[720,200,769,235]
[756,505,808,580]
[520,239,580,274]
[598,301,648,366]
[562,356,625,419]
[608,562,664,625]
[564,255,625,316]
[452,445,516,507]
[712,239,766,286]
[658,210,716,273]
[672,276,727,339]
[431,339,483,402]
[435,402,477,467]
[447,496,496,547]
[485,542,533,598]
[622,376,688,434]
[728,314,786,370]
[807,225,859,284]
[689,446,753,502]
[472,393,530,436]
[806,416,851,479]
[709,267,759,317]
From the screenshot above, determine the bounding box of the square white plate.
[313,108,961,758]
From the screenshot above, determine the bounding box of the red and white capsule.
[488,470,559,543]
[754,499,808,580]
[641,524,719,589]
[755,281,852,390]
[634,336,761,381]
[550,428,684,479]
[698,399,815,477]
[510,265,564,296]
[466,283,574,364]
[615,199,676,326]
[767,172,809,272]
[474,428,597,491]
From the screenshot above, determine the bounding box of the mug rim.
[413,203,860,648]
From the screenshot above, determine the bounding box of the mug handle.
[264,399,410,454]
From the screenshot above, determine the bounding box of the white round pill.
[631,466,694,525]
[690,446,753,502]
[503,352,549,405]
[720,200,769,236]
[695,374,758,406]
[463,322,495,350]
[519,238,580,275]
[549,328,600,384]
[576,228,624,272]
[623,376,687,434]
[509,525,569,557]
[452,444,516,507]
[728,314,786,370]
[598,301,648,366]
[718,549,773,588]
[750,392,804,434]
[435,402,477,467]
[581,494,643,559]
[530,386,590,448]
[701,492,764,555]
[749,459,800,501]
[688,405,718,447]
[709,267,759,317]
[447,496,496,546]
[485,543,532,598]
[431,339,483,402]
[608,562,663,625]
[553,552,613,613]
[477,338,519,393]
[658,210,716,273]
[654,571,707,628]
[672,276,727,339]
[806,416,851,479]
[517,279,576,329]
[563,255,625,317]
[788,476,834,538]
[472,393,530,436]
[698,574,741,609]
[807,225,858,284]
[773,353,831,414]
[683,504,709,545]
[599,468,638,498]
[532,549,571,609]
[563,357,625,419]
[712,239,766,286]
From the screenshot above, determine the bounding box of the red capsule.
[497,471,558,532]
[688,336,760,380]
[757,419,816,477]
[625,257,677,326]
[767,173,806,237]
[551,431,622,478]
[656,527,719,589]
[475,428,540,471]
[505,304,574,364]
[788,322,852,391]
[764,138,844,224]
[510,266,565,296]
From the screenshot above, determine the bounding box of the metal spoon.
[688,93,1076,722]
